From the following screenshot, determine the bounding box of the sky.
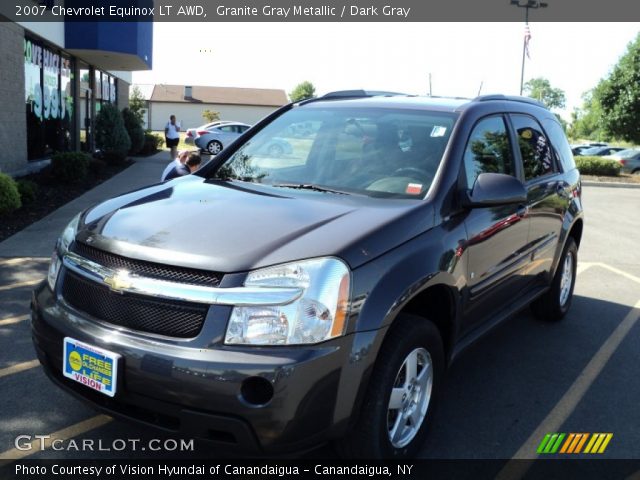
[132,22,640,121]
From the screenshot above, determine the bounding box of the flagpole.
[511,1,547,96]
[519,7,529,95]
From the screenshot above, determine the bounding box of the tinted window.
[511,114,555,180]
[219,125,235,133]
[542,118,575,172]
[463,116,515,188]
[211,107,456,199]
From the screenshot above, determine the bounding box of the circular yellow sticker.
[521,129,533,139]
[68,350,82,371]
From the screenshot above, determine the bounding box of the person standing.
[164,115,181,160]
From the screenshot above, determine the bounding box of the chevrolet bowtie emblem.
[103,271,132,292]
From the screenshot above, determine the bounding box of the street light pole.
[510,0,548,96]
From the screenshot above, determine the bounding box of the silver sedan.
[194,122,251,155]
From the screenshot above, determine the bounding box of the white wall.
[17,21,65,48]
[149,103,279,131]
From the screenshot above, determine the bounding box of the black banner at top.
[2,0,640,22]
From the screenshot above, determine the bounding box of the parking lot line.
[576,262,594,276]
[0,360,40,379]
[595,262,640,285]
[496,297,640,477]
[0,414,112,460]
[0,278,42,292]
[0,314,29,326]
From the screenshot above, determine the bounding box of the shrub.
[51,152,91,183]
[139,132,164,155]
[121,107,145,155]
[95,103,131,164]
[16,179,38,204]
[575,156,621,176]
[0,173,21,215]
[88,158,107,176]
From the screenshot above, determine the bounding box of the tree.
[289,81,316,102]
[568,90,610,141]
[523,77,566,110]
[128,86,147,125]
[121,107,145,155]
[594,33,640,144]
[202,109,220,123]
[95,103,131,164]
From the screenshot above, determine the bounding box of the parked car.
[33,92,583,458]
[194,122,251,155]
[184,120,235,145]
[576,146,626,156]
[570,143,608,156]
[606,148,640,174]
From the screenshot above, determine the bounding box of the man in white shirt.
[161,150,189,182]
[164,115,181,160]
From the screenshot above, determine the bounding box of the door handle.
[556,182,569,197]
[516,204,529,217]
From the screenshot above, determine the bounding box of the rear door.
[461,115,531,331]
[508,114,567,283]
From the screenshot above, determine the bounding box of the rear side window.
[511,114,555,181]
[463,115,515,188]
[542,118,575,172]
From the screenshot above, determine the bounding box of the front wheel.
[207,140,223,155]
[338,314,443,458]
[531,237,578,321]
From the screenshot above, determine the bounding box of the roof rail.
[473,94,546,108]
[322,89,408,99]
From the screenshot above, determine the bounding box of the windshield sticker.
[406,183,423,195]
[431,126,447,137]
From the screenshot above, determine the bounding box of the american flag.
[524,24,532,59]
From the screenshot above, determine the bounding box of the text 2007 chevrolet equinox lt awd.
[32,91,583,458]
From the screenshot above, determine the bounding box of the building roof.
[149,85,288,107]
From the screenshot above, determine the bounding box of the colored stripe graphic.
[539,433,612,454]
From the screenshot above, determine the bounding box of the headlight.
[225,258,350,345]
[47,213,81,291]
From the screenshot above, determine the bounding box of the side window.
[219,125,235,133]
[542,118,575,172]
[511,114,555,180]
[463,115,515,188]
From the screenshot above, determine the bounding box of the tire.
[207,140,223,155]
[531,237,578,321]
[268,143,284,157]
[338,314,444,459]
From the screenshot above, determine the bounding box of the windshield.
[209,105,457,198]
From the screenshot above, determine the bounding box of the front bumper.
[31,282,380,454]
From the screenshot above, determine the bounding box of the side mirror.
[462,172,527,207]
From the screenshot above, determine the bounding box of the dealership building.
[0,13,152,176]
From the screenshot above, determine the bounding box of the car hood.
[76,175,435,273]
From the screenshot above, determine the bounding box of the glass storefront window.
[24,37,74,160]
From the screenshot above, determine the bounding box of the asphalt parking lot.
[0,185,638,461]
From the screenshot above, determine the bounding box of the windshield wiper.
[271,183,350,195]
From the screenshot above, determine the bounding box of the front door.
[461,115,531,332]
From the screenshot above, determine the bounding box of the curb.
[582,181,640,189]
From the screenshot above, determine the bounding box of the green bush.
[88,158,107,176]
[95,103,131,164]
[16,179,38,204]
[51,152,91,183]
[139,132,164,155]
[0,173,21,215]
[575,156,621,176]
[121,107,145,155]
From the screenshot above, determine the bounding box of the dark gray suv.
[32,92,583,458]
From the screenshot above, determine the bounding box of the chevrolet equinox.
[32,91,583,458]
